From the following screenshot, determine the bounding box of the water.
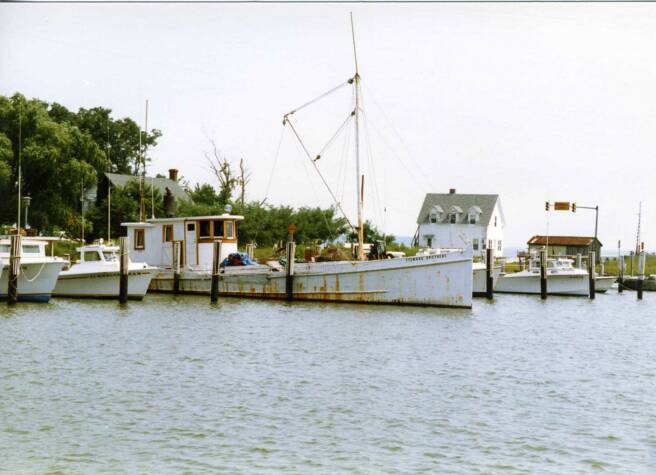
[1,292,655,474]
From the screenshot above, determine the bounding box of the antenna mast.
[351,12,365,261]
[139,100,148,222]
[17,101,22,236]
[635,201,642,255]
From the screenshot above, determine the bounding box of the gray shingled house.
[415,189,505,256]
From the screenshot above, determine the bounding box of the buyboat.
[0,238,68,302]
[53,244,157,300]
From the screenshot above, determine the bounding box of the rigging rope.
[263,125,286,202]
[284,116,355,233]
[284,78,353,118]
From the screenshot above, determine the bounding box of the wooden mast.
[351,13,364,261]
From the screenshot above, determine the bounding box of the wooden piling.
[119,237,128,303]
[588,251,596,299]
[285,241,296,301]
[618,256,624,294]
[172,241,181,294]
[246,243,254,261]
[8,234,21,305]
[485,248,494,300]
[539,248,547,300]
[637,251,645,300]
[210,240,222,303]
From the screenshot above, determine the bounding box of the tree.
[205,140,237,206]
[237,158,251,207]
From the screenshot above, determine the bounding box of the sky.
[1,2,655,250]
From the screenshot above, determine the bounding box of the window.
[427,237,433,248]
[84,251,101,262]
[187,223,195,232]
[225,221,235,240]
[450,214,457,224]
[473,238,479,251]
[199,220,211,240]
[134,229,145,250]
[488,240,493,250]
[162,224,174,243]
[22,245,41,255]
[0,244,10,253]
[213,220,225,238]
[482,240,486,250]
[430,213,437,224]
[494,216,497,227]
[469,215,477,224]
[497,240,502,251]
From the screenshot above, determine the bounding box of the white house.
[122,213,244,270]
[415,189,505,257]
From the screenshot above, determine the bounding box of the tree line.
[0,93,395,247]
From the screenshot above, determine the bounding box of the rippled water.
[1,291,655,474]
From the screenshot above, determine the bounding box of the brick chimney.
[449,188,456,194]
[168,169,179,182]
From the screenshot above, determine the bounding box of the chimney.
[168,168,179,182]
[449,188,456,194]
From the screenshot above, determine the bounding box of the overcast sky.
[1,2,654,249]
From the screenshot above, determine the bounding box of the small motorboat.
[53,244,157,300]
[497,256,615,296]
[0,238,68,302]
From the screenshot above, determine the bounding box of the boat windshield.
[103,251,118,262]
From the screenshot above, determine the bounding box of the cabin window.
[84,251,101,262]
[473,238,479,250]
[187,223,195,232]
[213,220,225,238]
[225,221,234,240]
[199,220,211,240]
[162,224,174,243]
[0,244,10,253]
[497,240,502,251]
[134,229,145,250]
[22,245,41,254]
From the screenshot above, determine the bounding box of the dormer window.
[468,206,482,224]
[448,205,462,224]
[429,205,444,223]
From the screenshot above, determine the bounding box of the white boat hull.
[0,260,66,302]
[594,276,616,293]
[150,251,474,308]
[472,264,502,296]
[54,268,155,300]
[496,272,590,296]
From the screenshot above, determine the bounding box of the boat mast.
[139,100,148,222]
[106,123,111,243]
[351,13,364,261]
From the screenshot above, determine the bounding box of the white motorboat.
[496,256,614,296]
[0,238,68,302]
[53,244,157,300]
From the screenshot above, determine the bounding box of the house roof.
[417,193,500,225]
[527,235,602,247]
[106,172,189,201]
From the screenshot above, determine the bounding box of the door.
[185,221,197,267]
